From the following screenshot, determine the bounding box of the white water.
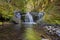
[36,12,44,23]
[38,12,44,20]
[13,12,21,23]
[24,12,36,24]
[14,12,21,19]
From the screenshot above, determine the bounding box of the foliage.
[43,0,60,24]
[0,0,60,24]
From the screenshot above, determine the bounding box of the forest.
[0,0,60,24]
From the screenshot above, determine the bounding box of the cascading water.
[36,12,45,23]
[25,12,34,22]
[13,11,21,24]
[38,12,44,20]
[24,12,36,24]
[15,12,21,19]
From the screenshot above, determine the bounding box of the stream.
[0,23,41,40]
[0,23,60,40]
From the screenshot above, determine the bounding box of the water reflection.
[23,24,41,40]
[13,24,21,30]
[1,23,60,40]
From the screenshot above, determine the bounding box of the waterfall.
[15,12,21,19]
[12,10,21,24]
[25,12,34,22]
[36,12,45,23]
[24,12,36,24]
[38,12,44,21]
[38,12,44,20]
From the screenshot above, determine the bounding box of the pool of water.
[0,23,59,40]
[0,23,41,40]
